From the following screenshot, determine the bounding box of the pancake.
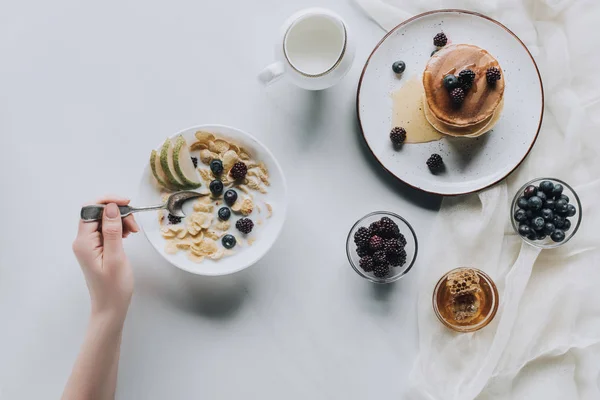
[423,44,505,128]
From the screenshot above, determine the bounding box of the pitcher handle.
[258,62,285,85]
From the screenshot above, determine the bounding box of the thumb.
[102,203,124,260]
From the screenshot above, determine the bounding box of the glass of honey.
[433,267,499,333]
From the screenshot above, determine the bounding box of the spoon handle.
[80,203,167,222]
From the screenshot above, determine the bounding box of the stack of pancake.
[422,44,505,138]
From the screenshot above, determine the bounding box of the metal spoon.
[80,191,209,222]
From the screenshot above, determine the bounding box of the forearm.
[62,313,125,400]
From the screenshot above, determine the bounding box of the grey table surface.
[0,0,441,398]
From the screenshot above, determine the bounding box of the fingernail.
[105,203,119,219]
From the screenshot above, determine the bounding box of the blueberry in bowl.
[511,178,582,249]
[346,211,418,284]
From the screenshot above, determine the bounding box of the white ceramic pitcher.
[258,8,355,91]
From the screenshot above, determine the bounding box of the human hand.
[72,196,139,325]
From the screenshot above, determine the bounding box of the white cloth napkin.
[355,1,600,399]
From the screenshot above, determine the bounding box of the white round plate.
[357,10,543,196]
[137,124,287,276]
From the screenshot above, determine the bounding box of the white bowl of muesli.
[137,124,287,276]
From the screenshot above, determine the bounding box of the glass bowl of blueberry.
[511,178,582,249]
[346,211,418,284]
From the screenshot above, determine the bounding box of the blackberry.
[210,159,224,175]
[392,60,406,74]
[373,264,390,278]
[369,221,382,235]
[218,207,231,221]
[390,127,407,146]
[357,246,371,258]
[458,69,476,89]
[191,157,198,168]
[224,189,238,206]
[388,249,407,267]
[433,32,447,47]
[486,67,501,84]
[209,179,224,196]
[369,235,384,251]
[397,233,407,248]
[373,250,387,265]
[230,162,248,180]
[426,154,444,172]
[167,214,183,225]
[353,227,371,248]
[383,239,402,256]
[378,217,400,238]
[221,234,236,249]
[236,218,254,234]
[450,87,465,105]
[359,256,375,272]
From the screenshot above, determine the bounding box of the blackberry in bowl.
[511,178,582,249]
[346,211,418,284]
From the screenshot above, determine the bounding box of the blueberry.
[536,191,547,202]
[525,210,534,219]
[430,49,438,56]
[566,204,576,217]
[514,209,528,222]
[552,184,564,198]
[536,233,547,241]
[524,185,538,198]
[210,159,224,175]
[224,189,238,206]
[518,224,531,236]
[560,194,569,203]
[221,234,237,249]
[552,214,565,229]
[541,208,554,221]
[218,207,231,221]
[543,222,556,235]
[544,198,555,210]
[531,216,545,231]
[527,231,538,241]
[528,196,543,211]
[551,229,565,243]
[555,199,568,214]
[209,179,224,195]
[563,218,571,231]
[540,180,554,194]
[517,196,529,209]
[392,61,406,74]
[443,74,460,90]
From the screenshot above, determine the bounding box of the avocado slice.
[159,139,191,189]
[173,136,202,188]
[150,149,173,190]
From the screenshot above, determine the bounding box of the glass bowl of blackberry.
[346,211,418,284]
[511,178,582,249]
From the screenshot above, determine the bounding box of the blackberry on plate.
[388,249,407,267]
[370,235,384,251]
[443,74,460,90]
[224,189,238,206]
[458,69,476,89]
[354,227,371,248]
[209,179,224,196]
[540,180,554,194]
[222,234,236,249]
[551,229,565,243]
[191,157,198,168]
[555,199,568,214]
[563,219,572,231]
[210,159,224,175]
[518,224,531,236]
[524,185,537,198]
[528,196,543,211]
[426,154,444,172]
[168,214,183,225]
[392,61,406,74]
[552,215,565,229]
[230,162,248,180]
[543,222,556,235]
[218,207,231,221]
[433,32,447,47]
[236,218,254,234]
[514,209,528,222]
[517,196,529,209]
[378,217,400,238]
[357,246,371,258]
[486,67,501,84]
[360,256,375,272]
[541,208,554,221]
[450,87,465,105]
[373,264,390,278]
[373,250,387,265]
[552,184,563,198]
[532,216,545,231]
[566,204,576,217]
[390,127,407,146]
